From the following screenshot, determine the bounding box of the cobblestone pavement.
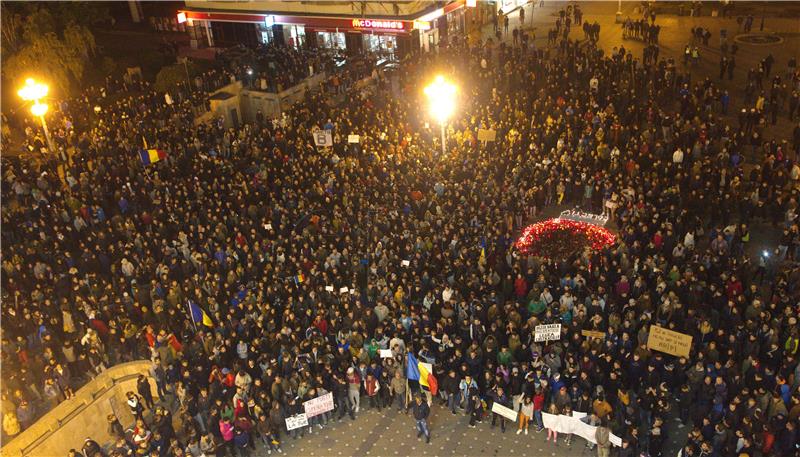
[276,404,606,457]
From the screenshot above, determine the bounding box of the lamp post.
[18,78,57,158]
[424,75,457,158]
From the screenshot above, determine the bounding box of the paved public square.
[268,401,686,457]
[279,405,594,457]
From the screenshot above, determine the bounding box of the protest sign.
[303,392,334,418]
[581,330,605,339]
[313,130,333,147]
[610,433,622,447]
[401,260,410,267]
[534,323,562,342]
[477,128,497,142]
[285,413,308,430]
[491,402,518,421]
[647,325,692,358]
[380,349,393,358]
[325,286,334,292]
[348,134,360,144]
[339,287,349,293]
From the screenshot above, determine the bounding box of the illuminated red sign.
[351,19,405,30]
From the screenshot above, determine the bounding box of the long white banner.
[541,412,622,447]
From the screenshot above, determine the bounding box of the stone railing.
[207,72,328,128]
[2,361,157,457]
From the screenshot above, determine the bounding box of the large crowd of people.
[217,43,339,94]
[2,3,800,457]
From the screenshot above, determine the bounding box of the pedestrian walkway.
[473,0,799,143]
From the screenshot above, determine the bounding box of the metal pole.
[440,122,446,157]
[183,58,191,87]
[40,115,61,161]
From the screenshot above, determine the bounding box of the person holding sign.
[546,403,561,445]
[490,386,510,433]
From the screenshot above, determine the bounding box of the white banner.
[380,349,394,358]
[534,323,562,342]
[313,130,333,147]
[491,402,518,421]
[542,412,622,447]
[303,392,334,418]
[571,419,598,444]
[285,413,308,430]
[542,412,569,433]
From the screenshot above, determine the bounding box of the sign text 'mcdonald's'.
[351,19,405,30]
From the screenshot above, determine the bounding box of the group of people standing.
[2,3,800,457]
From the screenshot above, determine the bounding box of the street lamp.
[17,78,57,157]
[424,75,457,158]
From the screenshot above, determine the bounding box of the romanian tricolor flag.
[294,273,305,285]
[139,149,167,165]
[406,352,438,395]
[188,300,214,328]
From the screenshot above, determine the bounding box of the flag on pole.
[139,149,167,165]
[294,273,305,285]
[406,352,438,395]
[188,300,213,328]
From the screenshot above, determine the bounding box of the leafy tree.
[1,3,109,96]
[154,61,196,94]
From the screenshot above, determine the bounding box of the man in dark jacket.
[137,374,154,409]
[412,395,431,443]
[490,386,510,432]
[775,420,797,456]
[441,370,460,414]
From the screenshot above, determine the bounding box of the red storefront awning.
[180,0,465,34]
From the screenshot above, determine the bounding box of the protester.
[412,395,431,444]
[2,3,800,456]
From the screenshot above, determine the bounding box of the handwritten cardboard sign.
[303,393,334,418]
[647,325,692,358]
[534,323,562,342]
[477,128,497,142]
[581,330,606,339]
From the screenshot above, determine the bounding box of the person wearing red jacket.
[364,373,382,411]
[346,367,361,413]
[513,274,528,300]
[533,388,545,432]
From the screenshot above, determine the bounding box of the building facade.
[178,0,497,57]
